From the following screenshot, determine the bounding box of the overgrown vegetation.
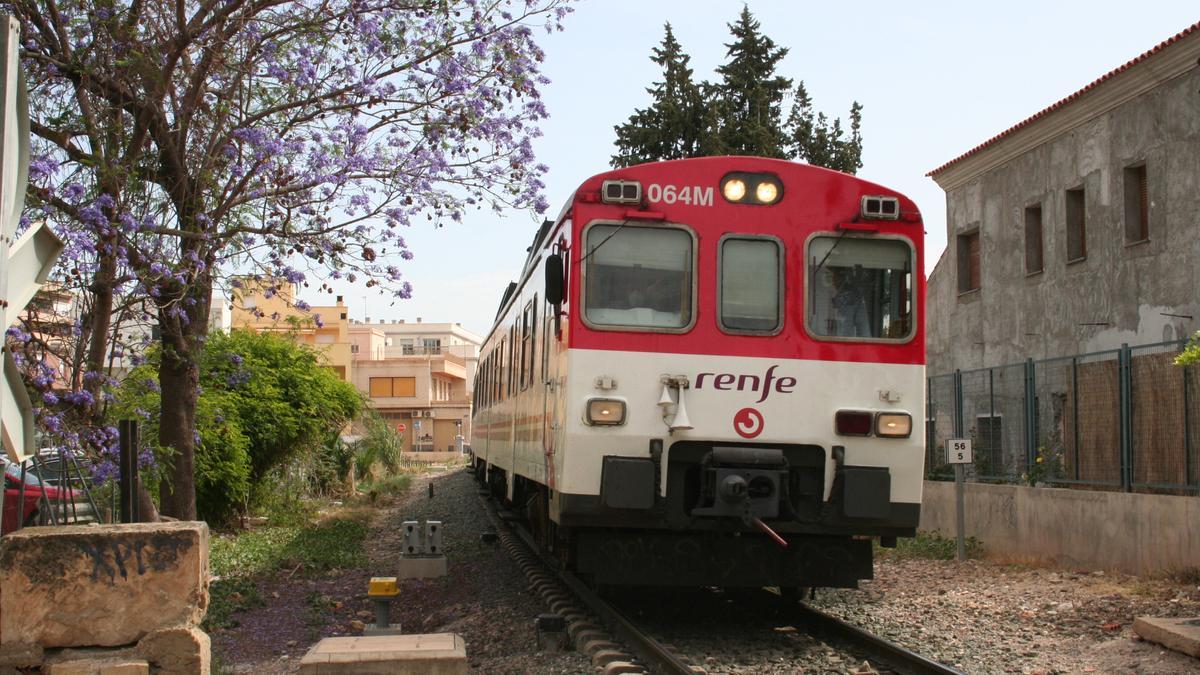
[205,510,372,631]
[115,330,363,524]
[878,531,983,561]
[1176,331,1200,367]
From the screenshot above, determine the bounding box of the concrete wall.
[921,480,1200,575]
[927,63,1200,375]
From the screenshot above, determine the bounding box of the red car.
[2,464,74,534]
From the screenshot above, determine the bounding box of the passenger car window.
[807,236,913,340]
[584,224,692,330]
[720,237,781,333]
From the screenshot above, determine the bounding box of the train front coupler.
[690,447,791,547]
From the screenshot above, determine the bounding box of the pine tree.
[611,7,867,175]
[712,6,792,158]
[787,84,865,174]
[611,23,707,167]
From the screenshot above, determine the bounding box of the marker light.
[861,195,900,220]
[723,178,747,202]
[835,410,873,436]
[755,181,779,204]
[586,398,626,426]
[601,180,642,204]
[875,412,912,438]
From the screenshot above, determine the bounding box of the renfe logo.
[695,365,797,403]
[734,408,764,438]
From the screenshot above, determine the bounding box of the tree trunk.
[157,333,199,521]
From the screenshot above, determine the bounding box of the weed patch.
[207,514,370,629]
[205,576,263,630]
[877,531,982,561]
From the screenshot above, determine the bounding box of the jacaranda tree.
[11,0,571,519]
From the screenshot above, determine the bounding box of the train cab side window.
[583,224,693,330]
[806,236,914,341]
[719,236,782,333]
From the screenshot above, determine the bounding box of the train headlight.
[835,410,873,436]
[722,178,747,202]
[875,412,912,438]
[586,398,626,426]
[755,181,778,204]
[721,172,782,205]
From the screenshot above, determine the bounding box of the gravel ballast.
[218,466,1200,674]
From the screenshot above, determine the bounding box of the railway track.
[479,491,962,675]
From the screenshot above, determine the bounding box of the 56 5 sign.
[947,439,972,464]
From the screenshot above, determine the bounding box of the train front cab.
[544,162,925,590]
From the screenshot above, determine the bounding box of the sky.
[326,1,1199,338]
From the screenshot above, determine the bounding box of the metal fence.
[926,340,1199,494]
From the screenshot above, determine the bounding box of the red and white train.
[472,156,925,588]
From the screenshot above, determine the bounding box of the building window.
[1124,164,1148,243]
[1024,205,1043,274]
[1065,187,1086,262]
[423,338,441,354]
[351,344,359,354]
[956,229,980,294]
[401,339,415,355]
[369,376,416,398]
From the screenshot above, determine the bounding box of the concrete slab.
[44,658,150,675]
[299,633,466,675]
[1133,616,1200,657]
[397,555,447,580]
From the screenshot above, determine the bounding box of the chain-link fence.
[927,340,1198,494]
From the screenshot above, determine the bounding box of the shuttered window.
[1066,187,1086,261]
[369,377,416,397]
[1124,164,1149,243]
[1024,205,1043,274]
[957,230,981,293]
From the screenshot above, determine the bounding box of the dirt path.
[212,467,590,674]
[212,473,440,674]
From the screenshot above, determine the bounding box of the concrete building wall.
[927,38,1200,376]
[921,480,1200,575]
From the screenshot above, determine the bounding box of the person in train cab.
[831,266,872,338]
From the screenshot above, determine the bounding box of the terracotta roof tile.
[927,21,1200,177]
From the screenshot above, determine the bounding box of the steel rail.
[483,496,695,675]
[792,601,965,675]
[480,485,952,675]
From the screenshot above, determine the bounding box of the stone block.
[0,522,209,648]
[397,555,447,580]
[136,626,211,674]
[1133,616,1200,657]
[45,658,150,675]
[299,633,466,674]
[0,641,42,667]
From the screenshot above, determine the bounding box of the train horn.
[657,384,674,407]
[669,386,694,432]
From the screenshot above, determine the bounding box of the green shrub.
[114,330,364,525]
[353,410,401,479]
[1177,331,1200,367]
[877,531,982,560]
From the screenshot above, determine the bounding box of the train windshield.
[807,236,913,340]
[583,224,693,330]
